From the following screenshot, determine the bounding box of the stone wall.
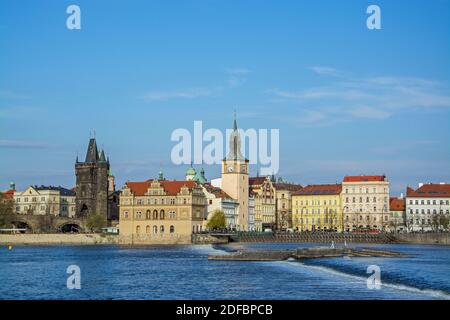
[395,233,450,245]
[118,234,192,245]
[0,233,118,245]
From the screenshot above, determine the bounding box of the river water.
[0,243,449,300]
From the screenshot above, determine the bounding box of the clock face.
[227,166,234,173]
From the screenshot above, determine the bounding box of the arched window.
[153,210,158,220]
[136,225,141,234]
[146,210,151,220]
[170,225,174,233]
[153,225,157,234]
[136,212,142,219]
[160,225,164,233]
[146,225,150,234]
[160,210,165,220]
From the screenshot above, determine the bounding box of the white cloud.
[270,72,450,126]
[309,66,342,77]
[141,88,214,102]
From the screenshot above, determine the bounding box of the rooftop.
[293,184,342,196]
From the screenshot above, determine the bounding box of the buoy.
[8,245,13,251]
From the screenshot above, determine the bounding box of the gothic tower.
[75,138,109,220]
[221,114,249,231]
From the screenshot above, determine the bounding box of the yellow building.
[292,184,343,232]
[119,179,207,244]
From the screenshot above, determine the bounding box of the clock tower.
[221,114,249,231]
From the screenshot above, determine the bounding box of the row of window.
[294,218,339,224]
[15,196,62,203]
[136,225,175,234]
[295,208,339,215]
[344,187,387,194]
[408,199,450,205]
[408,209,450,215]
[123,210,177,220]
[294,199,338,206]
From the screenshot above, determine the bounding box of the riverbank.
[0,233,118,245]
[1,232,449,246]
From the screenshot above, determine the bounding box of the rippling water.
[0,243,449,300]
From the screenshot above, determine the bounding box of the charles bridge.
[9,214,86,233]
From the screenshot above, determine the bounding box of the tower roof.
[99,149,106,162]
[225,113,246,161]
[85,138,99,163]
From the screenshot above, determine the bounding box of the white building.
[342,175,390,232]
[14,185,76,217]
[202,183,239,230]
[406,183,450,232]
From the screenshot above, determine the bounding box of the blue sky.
[1,0,449,194]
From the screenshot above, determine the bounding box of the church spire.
[85,138,99,163]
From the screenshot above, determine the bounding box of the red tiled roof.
[390,197,405,211]
[343,175,386,182]
[203,183,233,199]
[126,180,197,196]
[293,184,342,196]
[2,189,15,199]
[406,184,450,198]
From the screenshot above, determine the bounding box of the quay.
[208,247,404,261]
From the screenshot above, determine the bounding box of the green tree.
[207,210,226,230]
[86,213,106,232]
[0,192,14,228]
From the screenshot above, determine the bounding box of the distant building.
[75,137,111,220]
[118,179,207,244]
[406,183,450,232]
[248,191,255,231]
[342,175,390,232]
[389,196,406,232]
[14,185,75,217]
[273,182,303,230]
[202,183,238,229]
[250,176,276,231]
[292,184,342,232]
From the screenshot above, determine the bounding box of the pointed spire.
[233,110,238,130]
[158,162,164,180]
[85,138,99,163]
[226,112,246,161]
[99,149,106,162]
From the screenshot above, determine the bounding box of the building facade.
[292,184,342,232]
[389,196,406,232]
[119,179,207,244]
[14,185,75,217]
[342,175,390,232]
[250,176,276,231]
[202,183,238,230]
[221,116,249,231]
[406,183,450,232]
[273,182,303,230]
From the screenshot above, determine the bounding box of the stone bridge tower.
[75,138,109,220]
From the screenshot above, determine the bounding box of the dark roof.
[33,185,76,196]
[293,184,342,196]
[249,177,267,186]
[406,184,450,198]
[273,183,303,192]
[203,183,233,199]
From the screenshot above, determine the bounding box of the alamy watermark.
[171,121,279,176]
[366,265,381,290]
[66,265,81,289]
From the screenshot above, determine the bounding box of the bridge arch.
[58,223,83,233]
[11,220,33,233]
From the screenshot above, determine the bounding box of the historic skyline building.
[406,183,450,232]
[342,175,390,232]
[220,115,250,231]
[75,138,110,220]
